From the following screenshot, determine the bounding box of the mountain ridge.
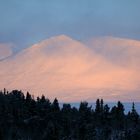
[0,35,139,102]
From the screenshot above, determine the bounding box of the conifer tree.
[95,99,100,113]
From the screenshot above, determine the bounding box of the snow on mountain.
[86,36,140,68]
[0,35,139,102]
[0,43,13,60]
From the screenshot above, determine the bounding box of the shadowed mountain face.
[87,37,140,68]
[0,35,140,102]
[0,43,13,60]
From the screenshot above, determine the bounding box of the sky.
[0,0,140,50]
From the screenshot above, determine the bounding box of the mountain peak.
[49,34,73,41]
[30,34,82,52]
[40,34,73,44]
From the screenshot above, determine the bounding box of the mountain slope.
[0,43,13,60]
[86,36,140,68]
[0,35,139,102]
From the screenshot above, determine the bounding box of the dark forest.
[0,89,140,140]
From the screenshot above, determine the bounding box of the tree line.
[0,89,140,140]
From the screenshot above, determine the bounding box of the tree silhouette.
[95,99,101,114]
[52,98,60,112]
[0,90,140,140]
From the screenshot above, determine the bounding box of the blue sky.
[0,0,140,50]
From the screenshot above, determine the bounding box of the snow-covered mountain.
[0,35,140,102]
